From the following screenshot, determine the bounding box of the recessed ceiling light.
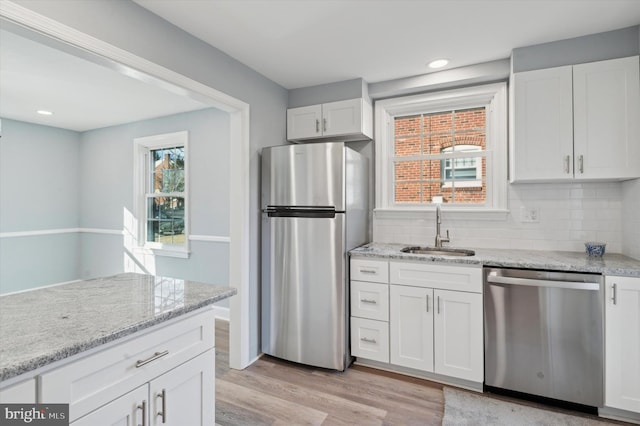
[37,110,54,116]
[428,59,449,69]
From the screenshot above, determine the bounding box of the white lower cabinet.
[433,289,483,382]
[390,285,433,371]
[605,275,640,414]
[350,258,484,385]
[73,385,148,426]
[0,378,36,403]
[32,308,216,425]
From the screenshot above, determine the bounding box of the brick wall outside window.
[393,107,487,204]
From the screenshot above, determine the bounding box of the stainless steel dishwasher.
[484,267,604,408]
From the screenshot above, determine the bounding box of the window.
[134,131,189,257]
[375,83,507,211]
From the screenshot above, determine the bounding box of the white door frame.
[0,1,251,369]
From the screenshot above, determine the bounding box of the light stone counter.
[350,243,640,277]
[0,273,236,382]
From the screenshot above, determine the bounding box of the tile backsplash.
[373,182,637,256]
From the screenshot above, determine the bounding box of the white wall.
[0,118,81,293]
[374,182,628,255]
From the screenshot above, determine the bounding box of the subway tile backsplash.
[373,182,638,256]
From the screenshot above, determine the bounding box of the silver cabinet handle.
[578,155,584,173]
[157,389,166,423]
[323,118,327,132]
[564,155,571,174]
[360,337,377,344]
[137,400,147,426]
[315,119,320,133]
[136,350,169,368]
[612,283,617,305]
[437,296,440,314]
[426,294,429,313]
[361,298,377,304]
[359,269,376,275]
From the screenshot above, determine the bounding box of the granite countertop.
[0,273,236,382]
[351,242,640,277]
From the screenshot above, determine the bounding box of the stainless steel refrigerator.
[261,142,368,371]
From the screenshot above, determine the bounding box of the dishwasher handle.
[487,272,600,291]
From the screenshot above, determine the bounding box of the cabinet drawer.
[390,262,482,293]
[351,281,389,321]
[40,309,215,422]
[351,317,389,363]
[351,259,389,283]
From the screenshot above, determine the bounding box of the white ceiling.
[134,0,640,89]
[0,28,210,132]
[1,1,639,132]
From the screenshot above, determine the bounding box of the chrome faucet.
[434,204,450,248]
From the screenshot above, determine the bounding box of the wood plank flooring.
[214,320,624,425]
[215,320,444,425]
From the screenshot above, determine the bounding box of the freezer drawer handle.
[361,298,377,304]
[360,337,377,344]
[487,272,600,291]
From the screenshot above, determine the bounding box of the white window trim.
[133,131,190,258]
[375,82,508,215]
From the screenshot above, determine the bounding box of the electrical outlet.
[521,207,540,223]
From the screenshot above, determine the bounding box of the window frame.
[375,83,508,214]
[134,131,190,258]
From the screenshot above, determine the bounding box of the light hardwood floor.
[215,320,444,425]
[214,321,626,425]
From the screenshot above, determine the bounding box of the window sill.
[374,207,509,221]
[135,245,191,259]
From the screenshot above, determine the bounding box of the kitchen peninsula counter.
[351,243,640,277]
[0,273,236,382]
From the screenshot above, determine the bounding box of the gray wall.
[512,25,640,72]
[14,0,288,359]
[79,108,231,288]
[0,119,81,292]
[288,78,369,108]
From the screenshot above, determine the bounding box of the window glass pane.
[392,107,486,205]
[150,147,185,193]
[147,197,185,244]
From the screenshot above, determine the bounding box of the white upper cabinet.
[287,98,373,142]
[511,56,640,182]
[574,56,640,180]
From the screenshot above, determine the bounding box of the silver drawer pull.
[361,298,377,304]
[136,350,169,368]
[360,269,376,274]
[360,337,377,344]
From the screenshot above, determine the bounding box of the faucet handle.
[443,230,450,244]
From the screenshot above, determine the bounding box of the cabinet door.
[512,66,574,181]
[150,349,215,426]
[390,285,433,371]
[287,104,322,140]
[322,99,362,137]
[433,289,483,382]
[574,56,640,180]
[0,379,35,403]
[605,276,640,413]
[72,385,147,426]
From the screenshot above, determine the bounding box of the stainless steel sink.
[401,246,475,257]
